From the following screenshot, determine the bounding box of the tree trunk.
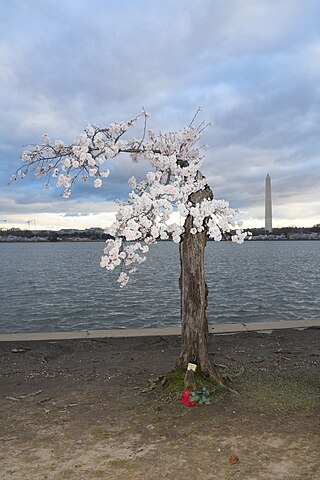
[176,213,223,385]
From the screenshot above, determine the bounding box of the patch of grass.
[108,458,131,467]
[107,458,141,472]
[59,468,74,479]
[235,371,320,412]
[89,470,105,478]
[161,368,227,404]
[162,368,185,394]
[91,426,115,440]
[223,467,242,480]
[21,454,40,462]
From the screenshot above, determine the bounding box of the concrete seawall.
[0,319,319,342]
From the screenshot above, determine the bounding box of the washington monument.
[265,173,272,232]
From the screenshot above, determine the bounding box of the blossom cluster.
[16,112,248,286]
[17,115,143,197]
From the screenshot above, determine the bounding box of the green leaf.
[189,393,199,402]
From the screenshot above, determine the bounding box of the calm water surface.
[0,241,319,333]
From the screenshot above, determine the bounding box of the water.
[0,241,319,333]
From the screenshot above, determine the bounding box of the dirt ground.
[0,327,319,480]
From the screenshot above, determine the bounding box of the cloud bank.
[0,0,319,229]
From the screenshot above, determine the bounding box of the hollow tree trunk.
[175,187,223,385]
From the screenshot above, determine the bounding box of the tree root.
[199,362,245,395]
[140,375,165,393]
[140,364,244,398]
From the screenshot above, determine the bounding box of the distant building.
[265,174,272,232]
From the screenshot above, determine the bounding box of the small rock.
[229,454,239,465]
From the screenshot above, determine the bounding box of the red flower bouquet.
[181,389,197,407]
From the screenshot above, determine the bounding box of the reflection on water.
[0,241,319,333]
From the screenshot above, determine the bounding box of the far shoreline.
[0,238,320,243]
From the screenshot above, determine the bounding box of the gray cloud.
[0,0,319,227]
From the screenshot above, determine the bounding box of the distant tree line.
[0,228,113,242]
[244,225,320,236]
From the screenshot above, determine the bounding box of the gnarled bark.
[176,185,223,386]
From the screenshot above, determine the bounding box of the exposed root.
[193,357,246,395]
[140,375,165,394]
[140,363,244,399]
[203,364,240,395]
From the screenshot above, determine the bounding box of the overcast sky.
[1,0,319,230]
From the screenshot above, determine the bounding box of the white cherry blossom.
[16,111,248,287]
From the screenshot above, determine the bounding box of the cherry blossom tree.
[13,110,247,384]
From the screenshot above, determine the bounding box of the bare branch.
[189,107,202,128]
[136,107,148,150]
[198,122,212,134]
